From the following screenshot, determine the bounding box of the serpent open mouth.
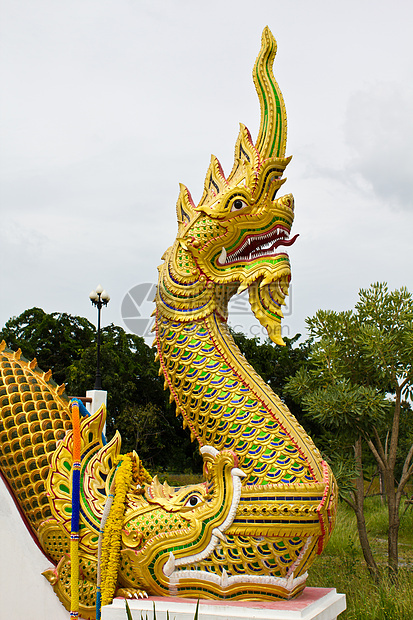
[217,227,299,265]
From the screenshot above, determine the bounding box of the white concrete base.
[0,475,68,620]
[102,588,346,620]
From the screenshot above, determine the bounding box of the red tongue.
[274,233,299,249]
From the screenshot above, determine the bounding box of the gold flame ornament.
[0,28,337,617]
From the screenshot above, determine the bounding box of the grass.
[307,498,413,619]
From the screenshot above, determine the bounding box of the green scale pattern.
[157,316,315,486]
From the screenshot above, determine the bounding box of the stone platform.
[102,588,346,620]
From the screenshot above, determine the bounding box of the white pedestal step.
[0,475,69,620]
[102,588,346,620]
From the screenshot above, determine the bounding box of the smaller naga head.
[156,27,297,344]
[120,446,246,596]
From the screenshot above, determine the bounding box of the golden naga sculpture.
[0,27,337,619]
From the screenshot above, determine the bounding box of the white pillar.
[86,389,107,415]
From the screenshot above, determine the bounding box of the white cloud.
[0,0,412,338]
[344,83,413,210]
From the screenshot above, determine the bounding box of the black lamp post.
[89,284,110,390]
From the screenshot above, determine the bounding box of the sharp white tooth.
[217,247,227,265]
[163,552,176,577]
[212,527,228,543]
[231,467,246,478]
[200,446,219,457]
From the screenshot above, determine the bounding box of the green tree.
[66,325,202,472]
[0,307,95,384]
[114,403,202,472]
[231,330,309,421]
[0,308,202,473]
[66,324,165,432]
[286,283,413,579]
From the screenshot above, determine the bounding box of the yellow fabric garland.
[100,454,133,606]
[133,455,152,491]
[99,452,152,609]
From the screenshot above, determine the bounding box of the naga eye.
[185,494,202,507]
[231,199,248,212]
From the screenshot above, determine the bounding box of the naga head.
[120,446,247,597]
[156,27,297,345]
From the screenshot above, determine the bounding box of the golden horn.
[253,26,287,159]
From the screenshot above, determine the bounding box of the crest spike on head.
[234,124,260,167]
[198,154,229,208]
[176,183,196,232]
[224,123,261,183]
[226,123,261,190]
[253,26,287,160]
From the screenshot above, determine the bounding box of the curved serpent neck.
[155,309,324,487]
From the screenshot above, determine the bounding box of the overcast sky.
[1,0,412,345]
